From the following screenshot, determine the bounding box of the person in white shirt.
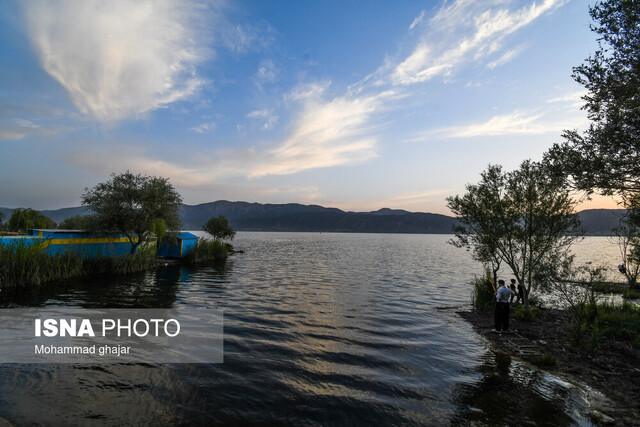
[494,279,515,332]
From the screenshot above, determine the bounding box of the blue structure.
[0,229,136,258]
[156,232,199,258]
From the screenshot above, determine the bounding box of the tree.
[58,215,93,230]
[613,201,640,287]
[203,215,235,241]
[544,1,640,286]
[545,0,640,197]
[7,208,56,233]
[82,171,182,254]
[447,161,582,311]
[0,212,4,230]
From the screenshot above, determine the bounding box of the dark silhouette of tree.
[7,208,56,233]
[82,171,182,254]
[447,161,582,310]
[203,215,235,241]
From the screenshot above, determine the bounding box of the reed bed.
[0,240,159,289]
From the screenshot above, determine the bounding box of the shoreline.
[457,307,640,425]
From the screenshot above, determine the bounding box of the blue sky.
[0,0,614,214]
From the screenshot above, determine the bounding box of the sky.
[0,0,618,214]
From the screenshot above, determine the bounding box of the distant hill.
[577,209,626,236]
[0,202,628,235]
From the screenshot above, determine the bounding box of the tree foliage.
[203,215,236,241]
[545,0,640,197]
[614,199,640,287]
[7,208,56,233]
[58,215,93,230]
[82,171,182,254]
[447,161,582,310]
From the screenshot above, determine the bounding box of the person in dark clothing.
[509,279,517,303]
[516,282,525,304]
[494,279,515,333]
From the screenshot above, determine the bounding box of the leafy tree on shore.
[447,161,582,311]
[6,208,56,233]
[203,215,235,241]
[545,0,640,198]
[58,215,93,230]
[82,171,182,254]
[544,0,640,286]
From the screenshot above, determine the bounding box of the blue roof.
[173,232,198,240]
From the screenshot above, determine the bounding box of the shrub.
[183,238,228,264]
[471,276,496,311]
[532,353,557,368]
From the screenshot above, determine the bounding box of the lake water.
[0,233,622,425]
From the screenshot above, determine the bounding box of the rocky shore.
[458,307,640,425]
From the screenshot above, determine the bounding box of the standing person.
[509,279,517,303]
[494,280,514,333]
[516,281,525,304]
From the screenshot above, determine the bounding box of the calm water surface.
[0,233,621,426]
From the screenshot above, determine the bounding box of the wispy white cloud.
[423,109,587,139]
[392,0,566,85]
[254,59,278,86]
[409,10,426,30]
[486,45,525,69]
[0,118,59,140]
[546,89,587,108]
[248,85,396,177]
[24,0,212,122]
[246,109,278,129]
[189,121,217,134]
[0,101,66,140]
[220,22,275,54]
[70,84,397,185]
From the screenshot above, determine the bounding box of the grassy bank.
[182,238,229,264]
[0,237,233,289]
[0,240,159,289]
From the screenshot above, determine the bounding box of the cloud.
[254,59,278,87]
[486,45,525,69]
[24,0,210,122]
[0,101,65,140]
[546,89,587,108]
[220,22,275,54]
[246,109,278,129]
[69,84,396,186]
[409,10,426,30]
[392,0,565,85]
[0,119,58,140]
[189,122,217,134]
[424,109,586,138]
[248,85,396,177]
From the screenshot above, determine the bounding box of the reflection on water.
[450,352,591,426]
[0,232,617,425]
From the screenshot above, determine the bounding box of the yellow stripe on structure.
[38,237,137,247]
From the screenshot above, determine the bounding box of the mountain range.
[0,201,626,236]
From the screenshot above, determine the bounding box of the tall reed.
[0,239,158,289]
[183,238,228,264]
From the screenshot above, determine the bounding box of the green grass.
[593,301,640,341]
[591,281,640,299]
[0,239,159,289]
[183,238,229,264]
[512,305,541,320]
[622,288,640,300]
[532,353,557,368]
